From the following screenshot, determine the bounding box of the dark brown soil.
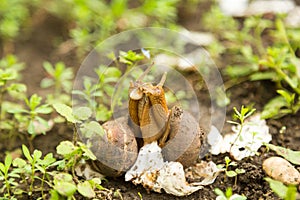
[1,6,300,200]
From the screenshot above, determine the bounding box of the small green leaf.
[214,188,225,197]
[27,120,35,134]
[250,71,277,81]
[285,185,297,200]
[33,150,42,160]
[40,153,56,166]
[225,187,233,198]
[225,156,231,165]
[4,154,12,169]
[56,141,75,156]
[77,181,95,198]
[13,158,26,168]
[231,195,247,200]
[265,144,300,165]
[277,90,294,105]
[50,189,60,200]
[53,103,78,123]
[261,96,287,119]
[80,121,105,138]
[54,172,73,182]
[0,163,5,173]
[28,94,42,110]
[226,170,237,177]
[264,177,287,199]
[235,168,246,174]
[40,78,54,88]
[73,107,92,121]
[22,145,32,162]
[54,181,77,197]
[77,142,97,160]
[35,105,53,114]
[43,61,55,75]
[7,83,27,93]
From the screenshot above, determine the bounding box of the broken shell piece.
[153,162,203,196]
[263,156,300,185]
[125,142,220,196]
[285,7,300,28]
[219,0,249,16]
[185,161,223,185]
[245,0,295,15]
[125,141,164,187]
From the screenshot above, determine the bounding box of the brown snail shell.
[88,117,138,177]
[161,106,204,168]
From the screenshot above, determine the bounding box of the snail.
[89,66,205,176]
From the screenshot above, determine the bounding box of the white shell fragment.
[245,0,295,15]
[125,142,220,196]
[208,113,271,160]
[185,161,223,186]
[285,7,300,28]
[219,0,249,16]
[154,162,203,196]
[263,157,300,185]
[125,141,164,188]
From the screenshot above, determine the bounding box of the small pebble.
[262,156,300,185]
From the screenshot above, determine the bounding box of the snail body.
[90,67,204,177]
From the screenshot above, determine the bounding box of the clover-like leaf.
[265,144,300,165]
[54,181,77,197]
[73,107,92,121]
[77,181,95,198]
[53,103,79,123]
[56,141,76,156]
[80,121,105,138]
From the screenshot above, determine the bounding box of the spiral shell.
[161,106,204,168]
[88,117,138,177]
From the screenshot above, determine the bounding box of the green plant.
[0,141,109,199]
[72,65,121,122]
[46,0,180,56]
[218,156,245,186]
[214,187,247,200]
[202,4,300,120]
[227,105,256,150]
[12,145,57,197]
[50,172,108,199]
[0,154,19,198]
[8,94,53,149]
[0,0,41,53]
[264,143,300,165]
[0,55,26,121]
[265,177,297,200]
[255,45,300,119]
[40,61,74,104]
[56,141,97,176]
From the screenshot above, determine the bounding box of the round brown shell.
[88,117,138,177]
[161,106,203,168]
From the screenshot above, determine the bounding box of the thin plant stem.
[41,170,46,200]
[0,82,7,123]
[4,173,11,197]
